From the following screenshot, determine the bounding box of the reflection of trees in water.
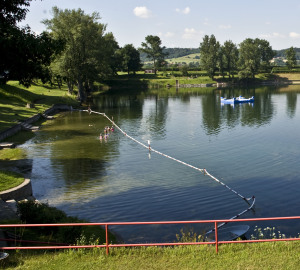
[51,158,106,188]
[202,88,276,134]
[286,92,297,119]
[144,96,168,136]
[93,93,169,137]
[47,111,119,191]
[201,94,222,135]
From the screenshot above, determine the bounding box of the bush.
[18,200,83,243]
[16,200,116,245]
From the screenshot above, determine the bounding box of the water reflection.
[286,92,297,118]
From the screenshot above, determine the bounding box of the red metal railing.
[1,216,300,254]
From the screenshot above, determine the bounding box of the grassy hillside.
[166,53,200,64]
[0,81,78,132]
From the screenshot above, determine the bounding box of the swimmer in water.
[111,126,114,131]
[99,133,103,140]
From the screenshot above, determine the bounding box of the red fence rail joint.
[1,216,300,254]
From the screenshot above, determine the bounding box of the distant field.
[166,53,200,64]
[143,53,200,65]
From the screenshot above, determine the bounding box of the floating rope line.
[83,109,255,229]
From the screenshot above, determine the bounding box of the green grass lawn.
[0,170,24,192]
[0,81,78,132]
[2,241,300,269]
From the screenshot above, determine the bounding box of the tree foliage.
[199,35,220,79]
[44,7,119,101]
[285,47,297,69]
[238,38,274,79]
[0,0,31,25]
[0,0,61,86]
[140,35,167,74]
[222,40,238,79]
[121,44,142,74]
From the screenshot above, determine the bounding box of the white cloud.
[158,32,175,38]
[133,6,152,19]
[182,28,203,40]
[183,7,191,14]
[219,24,232,30]
[259,32,286,39]
[176,7,190,15]
[165,32,175,38]
[289,32,300,38]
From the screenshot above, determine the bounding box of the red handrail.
[1,216,300,253]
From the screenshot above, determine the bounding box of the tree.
[0,0,31,25]
[257,39,275,72]
[199,35,220,79]
[285,47,297,69]
[121,44,142,74]
[0,0,61,86]
[238,38,274,79]
[140,35,167,74]
[44,7,119,101]
[222,40,238,79]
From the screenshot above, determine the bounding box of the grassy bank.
[2,241,300,269]
[107,71,215,88]
[0,81,78,132]
[0,170,24,192]
[109,71,300,89]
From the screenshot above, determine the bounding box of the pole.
[215,222,219,253]
[106,224,109,255]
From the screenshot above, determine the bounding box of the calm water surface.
[20,85,300,242]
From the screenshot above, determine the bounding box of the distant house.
[144,69,155,74]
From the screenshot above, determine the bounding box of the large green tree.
[238,38,274,79]
[0,0,61,86]
[285,47,297,69]
[121,44,142,74]
[222,40,239,79]
[140,35,167,74]
[199,35,220,79]
[44,7,119,101]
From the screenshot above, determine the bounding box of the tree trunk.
[77,77,85,102]
[67,80,73,95]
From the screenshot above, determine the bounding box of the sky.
[20,0,300,50]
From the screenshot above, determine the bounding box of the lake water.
[20,85,300,243]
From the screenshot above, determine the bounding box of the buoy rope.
[82,109,255,228]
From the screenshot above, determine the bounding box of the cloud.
[165,32,175,38]
[133,6,152,19]
[259,32,286,39]
[289,32,300,38]
[219,24,231,30]
[158,32,175,38]
[182,28,203,40]
[176,7,190,14]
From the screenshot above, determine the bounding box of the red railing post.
[105,224,109,255]
[215,222,218,253]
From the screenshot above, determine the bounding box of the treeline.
[1,2,146,101]
[1,1,300,103]
[275,48,300,59]
[198,35,300,80]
